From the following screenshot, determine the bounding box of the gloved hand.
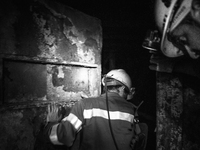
[46,102,62,123]
[149,52,178,73]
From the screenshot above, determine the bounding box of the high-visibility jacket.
[49,92,136,150]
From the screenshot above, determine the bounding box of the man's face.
[170,0,200,59]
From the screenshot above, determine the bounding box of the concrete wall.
[0,0,102,149]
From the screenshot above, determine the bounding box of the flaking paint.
[0,0,102,149]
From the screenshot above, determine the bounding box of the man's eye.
[167,33,188,54]
[168,34,187,45]
[193,0,200,10]
[177,36,188,45]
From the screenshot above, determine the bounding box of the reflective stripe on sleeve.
[83,108,134,123]
[49,123,63,145]
[62,113,82,131]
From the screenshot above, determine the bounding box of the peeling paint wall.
[0,0,102,149]
[156,73,200,150]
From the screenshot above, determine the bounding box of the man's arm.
[149,52,200,78]
[44,101,85,147]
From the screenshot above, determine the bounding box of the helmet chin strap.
[104,76,119,150]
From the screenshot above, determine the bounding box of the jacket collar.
[101,92,125,101]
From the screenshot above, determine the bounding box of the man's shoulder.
[81,96,102,102]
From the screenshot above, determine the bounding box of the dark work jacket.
[48,92,136,150]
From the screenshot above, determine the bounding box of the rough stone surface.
[156,72,200,150]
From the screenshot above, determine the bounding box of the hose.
[104,76,119,150]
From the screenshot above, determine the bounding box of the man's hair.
[105,85,122,93]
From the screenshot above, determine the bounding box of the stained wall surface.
[0,0,102,149]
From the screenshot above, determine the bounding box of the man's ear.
[119,86,125,92]
[130,87,136,95]
[127,87,136,100]
[192,0,200,10]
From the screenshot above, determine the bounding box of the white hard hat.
[155,0,192,57]
[102,69,132,92]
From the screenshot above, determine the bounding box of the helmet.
[102,69,132,92]
[155,0,192,57]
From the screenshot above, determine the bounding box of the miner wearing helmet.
[142,0,200,149]
[44,69,147,150]
[101,69,135,100]
[143,0,200,77]
[155,0,200,59]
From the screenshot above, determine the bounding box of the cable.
[104,76,119,150]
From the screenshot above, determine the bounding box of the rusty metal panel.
[0,0,102,65]
[3,60,47,103]
[0,0,102,103]
[0,0,102,149]
[0,105,72,150]
[0,108,43,150]
[3,59,100,103]
[46,65,98,101]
